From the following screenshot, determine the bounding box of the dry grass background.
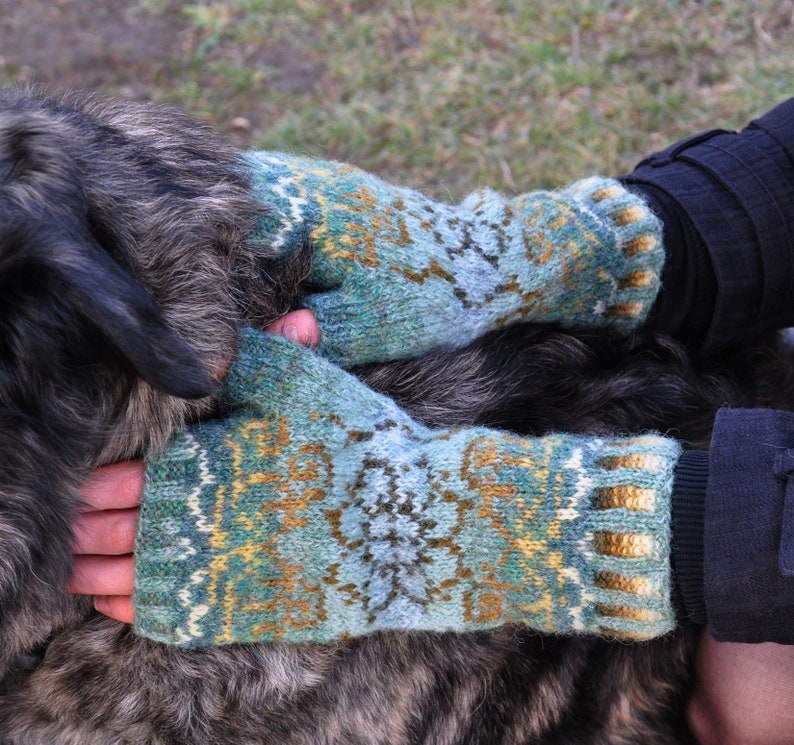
[1,0,793,197]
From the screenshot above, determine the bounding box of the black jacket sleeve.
[621,98,794,354]
[703,408,794,643]
[672,408,794,643]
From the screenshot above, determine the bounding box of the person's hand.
[133,326,678,646]
[68,461,142,623]
[69,310,320,623]
[248,153,663,368]
[263,309,321,348]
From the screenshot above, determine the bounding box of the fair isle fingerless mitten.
[134,329,680,647]
[244,152,664,367]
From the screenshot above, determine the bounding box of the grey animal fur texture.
[0,87,790,744]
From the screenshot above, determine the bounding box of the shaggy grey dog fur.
[0,87,790,744]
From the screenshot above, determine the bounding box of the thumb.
[301,289,364,367]
[266,309,322,348]
[221,328,353,412]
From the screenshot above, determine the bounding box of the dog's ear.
[0,223,219,400]
[44,230,219,400]
[0,108,217,400]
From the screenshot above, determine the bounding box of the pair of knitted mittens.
[245,152,664,367]
[135,329,679,647]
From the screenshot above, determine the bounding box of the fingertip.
[82,461,144,511]
[267,309,321,347]
[69,555,135,597]
[95,596,134,625]
[280,322,301,343]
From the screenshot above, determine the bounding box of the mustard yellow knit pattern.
[245,153,664,367]
[134,330,679,647]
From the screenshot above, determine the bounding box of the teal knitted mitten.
[134,329,680,647]
[246,152,664,367]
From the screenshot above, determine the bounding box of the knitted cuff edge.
[564,177,665,330]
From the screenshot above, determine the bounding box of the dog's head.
[0,87,300,464]
[0,106,217,400]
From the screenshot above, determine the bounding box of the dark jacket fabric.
[673,410,794,643]
[704,409,794,643]
[623,97,794,355]
[624,98,794,642]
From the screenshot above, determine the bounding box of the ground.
[0,1,793,196]
[0,1,190,97]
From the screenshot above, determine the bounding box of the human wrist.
[134,427,680,646]
[704,408,794,643]
[134,330,680,646]
[244,151,665,367]
[465,430,680,639]
[548,176,664,331]
[622,100,794,353]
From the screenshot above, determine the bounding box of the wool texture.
[134,329,680,647]
[245,152,665,367]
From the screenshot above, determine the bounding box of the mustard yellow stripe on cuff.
[595,603,659,623]
[623,234,659,257]
[612,205,649,227]
[593,532,654,558]
[597,452,668,472]
[619,269,657,289]
[593,485,656,512]
[605,301,644,319]
[594,571,654,596]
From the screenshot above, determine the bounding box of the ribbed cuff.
[581,435,680,639]
[562,177,665,331]
[135,429,220,646]
[620,180,718,349]
[670,449,708,625]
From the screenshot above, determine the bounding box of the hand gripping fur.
[134,329,679,646]
[245,152,664,367]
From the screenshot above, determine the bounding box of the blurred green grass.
[4,0,794,197]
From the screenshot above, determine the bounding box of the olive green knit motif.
[245,152,664,367]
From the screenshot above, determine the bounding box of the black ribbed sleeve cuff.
[671,449,708,625]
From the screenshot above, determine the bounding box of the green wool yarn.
[134,329,680,647]
[245,152,664,367]
[247,152,664,367]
